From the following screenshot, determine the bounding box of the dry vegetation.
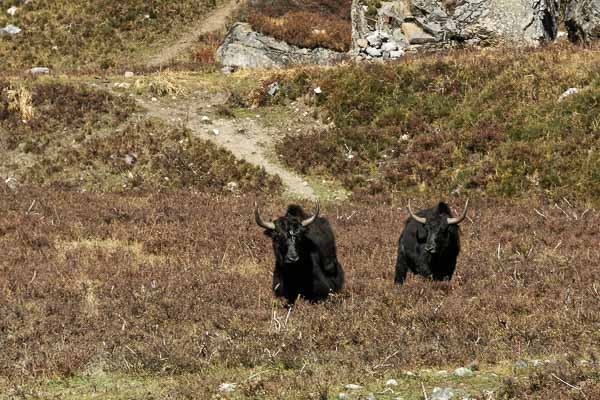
[244,0,352,52]
[0,186,599,398]
[248,44,600,202]
[0,0,223,72]
[0,78,281,194]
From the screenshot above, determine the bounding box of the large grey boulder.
[566,0,600,43]
[216,22,345,68]
[351,0,559,52]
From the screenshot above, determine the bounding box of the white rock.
[381,41,398,52]
[7,6,17,16]
[338,394,349,400]
[431,387,455,400]
[124,71,134,78]
[51,45,58,50]
[437,370,449,376]
[30,67,50,75]
[558,87,579,102]
[557,31,567,38]
[390,50,405,59]
[151,97,158,102]
[386,379,398,386]
[201,116,211,124]
[212,129,220,135]
[0,24,21,34]
[344,384,362,390]
[454,367,473,377]
[366,32,383,47]
[366,47,382,57]
[226,181,238,192]
[218,383,236,393]
[400,134,410,141]
[314,86,323,94]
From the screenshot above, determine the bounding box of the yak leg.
[394,254,409,284]
[272,268,286,298]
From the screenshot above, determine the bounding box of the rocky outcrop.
[566,0,600,43]
[351,0,559,57]
[216,22,345,68]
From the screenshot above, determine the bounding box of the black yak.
[255,200,344,303]
[395,200,469,284]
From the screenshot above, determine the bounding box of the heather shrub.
[245,0,352,51]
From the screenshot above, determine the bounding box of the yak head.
[408,200,469,255]
[255,201,320,264]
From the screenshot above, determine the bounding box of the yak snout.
[284,236,300,263]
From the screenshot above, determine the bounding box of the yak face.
[268,216,307,264]
[409,200,469,255]
[255,202,320,265]
[419,211,451,255]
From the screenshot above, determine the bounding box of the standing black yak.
[395,200,469,284]
[255,200,344,303]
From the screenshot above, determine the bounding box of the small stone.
[386,379,398,386]
[366,393,376,400]
[4,177,18,191]
[222,66,235,74]
[267,82,279,96]
[0,24,21,35]
[151,97,158,102]
[226,181,238,192]
[557,31,567,39]
[453,367,473,377]
[314,86,323,94]
[114,82,130,89]
[531,359,542,367]
[366,47,382,57]
[400,134,410,141]
[437,370,448,376]
[344,384,362,390]
[29,67,50,75]
[403,371,415,376]
[124,71,134,78]
[356,38,369,48]
[212,129,220,135]
[218,383,236,393]
[431,387,455,400]
[515,360,528,368]
[558,87,579,102]
[51,45,58,50]
[338,394,349,400]
[201,116,211,124]
[7,6,17,16]
[124,153,137,165]
[390,50,404,59]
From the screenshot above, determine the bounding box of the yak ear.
[417,224,427,241]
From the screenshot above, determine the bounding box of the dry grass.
[0,187,598,398]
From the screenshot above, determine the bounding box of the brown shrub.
[247,11,351,52]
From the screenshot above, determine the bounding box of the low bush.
[272,44,600,201]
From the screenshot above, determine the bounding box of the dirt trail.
[146,0,244,69]
[138,98,317,199]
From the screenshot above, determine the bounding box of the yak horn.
[255,202,275,230]
[407,200,427,224]
[447,199,469,225]
[301,199,320,227]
